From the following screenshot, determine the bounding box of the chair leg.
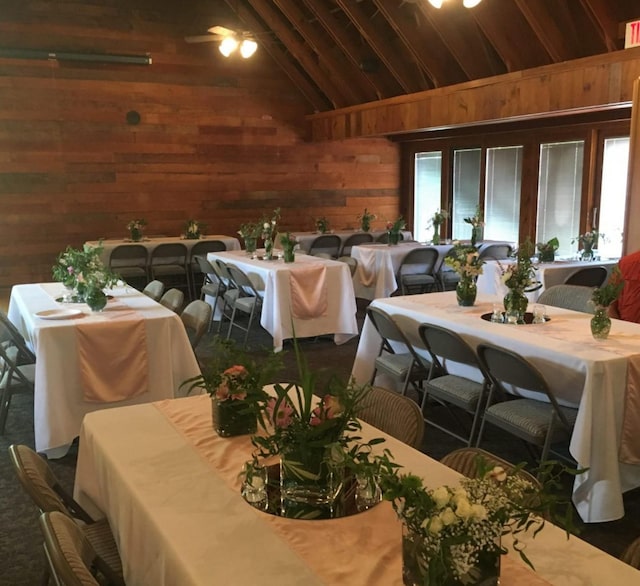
[0,384,13,434]
[226,306,239,340]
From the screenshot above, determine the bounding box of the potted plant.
[536,237,559,263]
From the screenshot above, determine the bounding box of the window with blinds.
[452,148,481,241]
[484,146,522,244]
[414,151,443,242]
[599,137,629,259]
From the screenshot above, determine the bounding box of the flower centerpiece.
[126,218,147,242]
[184,219,205,240]
[315,216,330,234]
[429,209,450,245]
[381,457,577,586]
[238,221,262,255]
[590,265,624,340]
[572,230,603,261]
[262,207,281,260]
[181,338,282,437]
[444,242,484,306]
[464,206,484,247]
[52,242,120,310]
[386,216,406,246]
[280,232,297,263]
[536,237,559,263]
[499,240,539,321]
[357,208,376,232]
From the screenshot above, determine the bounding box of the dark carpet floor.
[1,300,640,585]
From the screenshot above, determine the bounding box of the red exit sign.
[625,20,640,48]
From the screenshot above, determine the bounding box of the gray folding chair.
[308,234,341,259]
[337,256,358,277]
[180,300,212,350]
[477,243,513,261]
[159,288,184,314]
[476,343,578,472]
[149,242,189,297]
[108,244,149,285]
[437,247,461,291]
[537,284,595,314]
[142,279,165,302]
[563,266,608,288]
[193,255,224,331]
[188,240,227,300]
[418,323,488,446]
[213,259,239,334]
[397,247,440,295]
[225,264,264,347]
[340,232,373,256]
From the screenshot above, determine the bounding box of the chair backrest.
[0,311,35,363]
[418,323,483,374]
[214,259,234,289]
[149,243,188,266]
[397,247,440,277]
[308,234,342,258]
[476,343,573,430]
[108,244,148,270]
[194,254,218,277]
[159,288,184,313]
[564,265,608,287]
[478,243,513,261]
[337,256,358,277]
[340,232,373,256]
[181,300,212,349]
[358,386,424,448]
[226,264,261,299]
[537,284,595,314]
[39,511,101,586]
[8,444,93,522]
[142,280,165,301]
[621,536,640,569]
[189,241,227,269]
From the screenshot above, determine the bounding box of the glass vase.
[264,236,274,260]
[456,278,477,306]
[130,227,143,242]
[388,231,401,246]
[432,225,441,245]
[538,249,555,263]
[470,226,483,248]
[504,288,528,322]
[211,397,257,437]
[283,247,295,263]
[402,526,500,586]
[361,219,371,233]
[591,306,611,340]
[75,282,88,303]
[244,237,257,256]
[581,242,594,261]
[85,288,107,312]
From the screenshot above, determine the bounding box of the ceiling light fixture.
[219,36,239,57]
[428,0,482,7]
[219,36,257,58]
[239,39,258,59]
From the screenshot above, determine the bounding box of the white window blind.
[414,151,443,242]
[452,148,481,241]
[484,146,522,244]
[599,137,629,259]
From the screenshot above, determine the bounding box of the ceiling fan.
[185,26,258,58]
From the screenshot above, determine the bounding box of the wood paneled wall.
[0,0,400,288]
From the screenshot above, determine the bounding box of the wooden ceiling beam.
[221,0,329,112]
[514,0,573,62]
[580,0,621,52]
[371,0,467,87]
[333,0,425,95]
[243,0,350,109]
[271,0,376,105]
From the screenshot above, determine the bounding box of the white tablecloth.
[207,250,358,352]
[86,235,241,265]
[290,230,414,253]
[350,292,640,523]
[7,283,200,457]
[477,259,619,301]
[74,395,640,585]
[351,242,452,300]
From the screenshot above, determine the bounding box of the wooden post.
[624,78,640,256]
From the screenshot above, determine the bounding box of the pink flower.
[215,383,230,401]
[266,397,293,429]
[230,390,247,401]
[322,395,342,419]
[386,222,393,230]
[223,365,247,379]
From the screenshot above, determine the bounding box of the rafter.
[579,0,621,52]
[514,0,573,62]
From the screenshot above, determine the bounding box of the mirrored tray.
[480,312,550,324]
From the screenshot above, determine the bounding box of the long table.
[289,229,414,253]
[7,283,200,457]
[207,250,358,352]
[351,292,640,523]
[74,395,640,585]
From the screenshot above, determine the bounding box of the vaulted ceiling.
[191,0,640,113]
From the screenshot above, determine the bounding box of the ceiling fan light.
[428,0,444,8]
[219,36,239,57]
[463,0,482,7]
[240,39,257,58]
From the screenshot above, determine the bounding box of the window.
[413,151,442,242]
[598,137,629,259]
[484,146,522,244]
[536,140,584,258]
[452,148,481,240]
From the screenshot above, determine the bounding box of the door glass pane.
[598,137,629,259]
[536,140,584,258]
[484,146,522,244]
[452,148,481,241]
[414,151,442,242]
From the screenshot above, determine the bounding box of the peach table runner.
[289,264,328,319]
[76,302,149,403]
[155,396,550,585]
[355,247,377,287]
[619,355,640,464]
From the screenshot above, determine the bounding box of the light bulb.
[219,36,239,57]
[240,39,258,58]
[428,0,444,7]
[463,0,482,6]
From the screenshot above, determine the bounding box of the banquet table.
[289,229,414,253]
[351,242,452,300]
[350,292,640,523]
[86,235,241,265]
[73,394,640,585]
[7,283,200,458]
[207,250,358,352]
[477,259,619,301]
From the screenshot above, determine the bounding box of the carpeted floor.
[1,300,640,585]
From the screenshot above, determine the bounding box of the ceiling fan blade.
[184,35,220,44]
[208,25,236,37]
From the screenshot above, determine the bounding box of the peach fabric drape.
[619,355,640,464]
[356,248,377,287]
[77,304,149,403]
[155,396,550,586]
[289,264,328,319]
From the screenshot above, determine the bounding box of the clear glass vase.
[283,247,295,263]
[211,397,257,437]
[456,278,477,306]
[85,287,107,312]
[388,231,401,246]
[590,306,611,340]
[244,237,257,256]
[130,227,143,242]
[264,236,274,260]
[504,288,528,322]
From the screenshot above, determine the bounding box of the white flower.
[440,507,458,526]
[455,497,473,520]
[429,516,444,534]
[263,222,270,229]
[470,503,487,521]
[489,466,507,482]
[432,486,450,508]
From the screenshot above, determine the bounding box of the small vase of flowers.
[387,216,406,246]
[590,265,624,340]
[464,206,484,248]
[126,218,147,242]
[444,243,484,306]
[315,216,330,234]
[184,219,205,240]
[429,209,450,245]
[499,240,540,322]
[262,208,281,260]
[358,208,377,232]
[572,230,603,261]
[280,232,297,263]
[536,237,559,263]
[238,222,262,255]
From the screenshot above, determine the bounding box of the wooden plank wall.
[0,0,400,288]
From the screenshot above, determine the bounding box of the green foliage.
[51,242,120,291]
[592,265,624,307]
